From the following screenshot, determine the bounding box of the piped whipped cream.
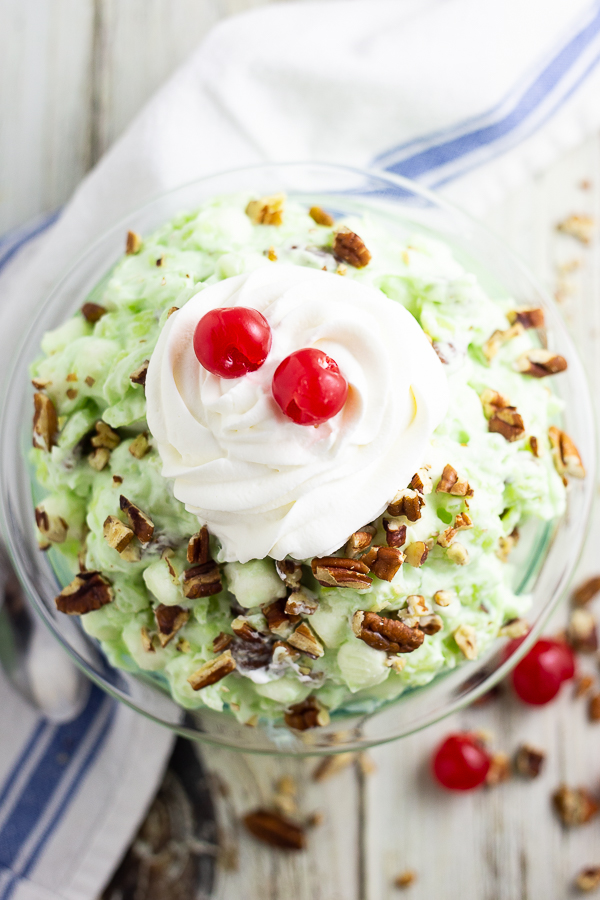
[145,264,448,563]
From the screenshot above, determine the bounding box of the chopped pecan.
[91,420,120,450]
[352,610,424,654]
[182,561,222,599]
[55,571,113,615]
[454,623,477,659]
[529,435,540,456]
[589,694,600,722]
[419,614,443,635]
[35,507,68,543]
[483,323,524,361]
[311,556,372,589]
[66,388,78,400]
[333,228,371,268]
[275,558,303,587]
[409,467,433,494]
[386,655,406,673]
[31,377,51,390]
[32,392,57,451]
[573,576,600,607]
[167,306,179,318]
[263,598,298,638]
[499,618,529,639]
[553,785,599,826]
[576,868,600,892]
[187,650,236,690]
[128,433,149,459]
[154,604,189,647]
[287,622,324,658]
[129,360,149,387]
[480,388,511,419]
[272,641,301,664]
[119,495,154,543]
[567,608,598,653]
[243,808,306,850]
[213,632,233,653]
[575,674,595,698]
[437,512,473,548]
[404,542,429,568]
[366,546,404,581]
[548,426,585,479]
[140,626,155,653]
[81,302,107,323]
[515,349,568,378]
[394,871,417,889]
[187,527,210,565]
[489,407,526,442]
[309,206,334,227]
[556,214,595,244]
[433,590,453,607]
[126,230,142,254]
[103,515,135,553]
[284,696,330,730]
[436,464,473,497]
[231,616,263,643]
[245,193,285,226]
[345,528,375,558]
[85,376,95,387]
[507,307,545,329]
[285,589,318,616]
[514,744,545,778]
[386,488,423,521]
[406,594,427,616]
[497,528,519,562]
[486,752,511,786]
[446,542,469,565]
[382,519,407,548]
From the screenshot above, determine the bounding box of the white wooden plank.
[0,0,95,233]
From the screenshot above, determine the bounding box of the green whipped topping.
[30,193,567,726]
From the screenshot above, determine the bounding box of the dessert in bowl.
[1,164,593,753]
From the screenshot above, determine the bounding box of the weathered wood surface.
[2,3,600,898]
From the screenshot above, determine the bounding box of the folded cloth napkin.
[2,0,600,897]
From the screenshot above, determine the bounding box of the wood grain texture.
[3,4,600,898]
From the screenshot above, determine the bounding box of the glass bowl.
[0,163,595,755]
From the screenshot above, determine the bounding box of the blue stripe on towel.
[0,212,60,274]
[377,1,600,180]
[0,722,49,813]
[0,686,107,870]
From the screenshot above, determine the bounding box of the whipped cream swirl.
[146,264,448,563]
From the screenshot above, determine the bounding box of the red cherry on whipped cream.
[193,306,272,378]
[272,348,348,426]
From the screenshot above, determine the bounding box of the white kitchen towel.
[2,0,600,898]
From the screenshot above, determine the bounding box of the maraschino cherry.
[432,732,491,791]
[510,637,575,706]
[193,306,272,378]
[271,348,348,426]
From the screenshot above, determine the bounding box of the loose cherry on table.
[193,306,272,378]
[432,733,491,791]
[271,347,348,426]
[510,637,575,706]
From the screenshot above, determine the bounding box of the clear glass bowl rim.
[0,160,596,755]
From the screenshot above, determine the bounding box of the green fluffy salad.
[29,192,581,730]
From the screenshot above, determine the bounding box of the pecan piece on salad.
[81,302,107,324]
[285,589,318,616]
[125,230,142,254]
[515,349,568,378]
[352,610,424,654]
[408,467,433,495]
[187,650,236,691]
[386,488,423,521]
[245,193,285,226]
[32,392,58,452]
[263,598,299,638]
[309,206,334,227]
[88,447,110,471]
[345,528,375,558]
[103,514,135,553]
[35,506,68,544]
[548,426,585,479]
[287,622,324,658]
[243,809,306,851]
[129,360,149,387]
[454,623,477,659]
[507,306,545,329]
[284,696,330,731]
[182,561,222,599]
[187,527,211,565]
[275,558,303,588]
[119,495,154,543]
[364,546,405,582]
[129,433,150,459]
[231,615,263,643]
[55,571,113,615]
[488,407,526,442]
[333,228,372,268]
[404,542,429,568]
[212,632,233,653]
[419,614,443,636]
[311,556,372,590]
[382,519,407,549]
[436,464,473,497]
[482,323,524,361]
[154,604,189,647]
[91,420,120,450]
[479,388,511,419]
